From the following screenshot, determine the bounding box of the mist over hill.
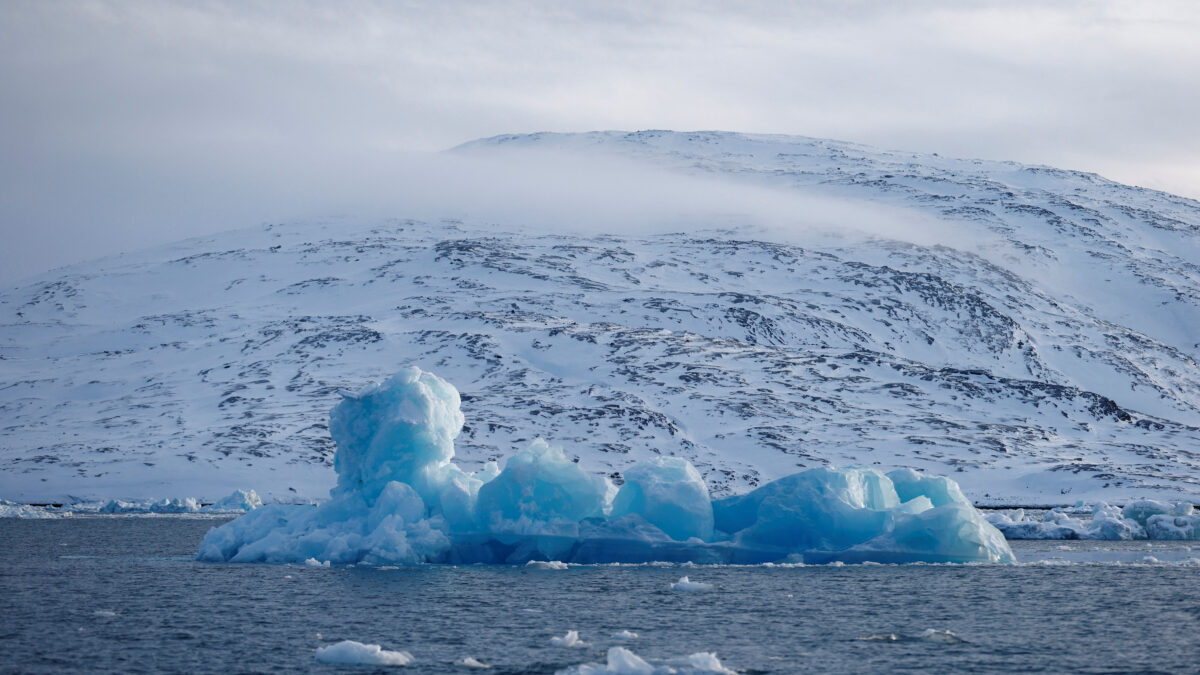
[3,130,1199,505]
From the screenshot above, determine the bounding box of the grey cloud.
[1,0,1196,283]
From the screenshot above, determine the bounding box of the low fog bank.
[0,141,1005,285]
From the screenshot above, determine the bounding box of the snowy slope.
[2,130,1200,505]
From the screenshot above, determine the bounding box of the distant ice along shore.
[0,489,262,518]
[197,367,1016,565]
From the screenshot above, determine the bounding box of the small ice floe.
[304,558,330,567]
[550,630,589,648]
[525,560,568,570]
[918,629,967,644]
[858,630,967,644]
[1143,556,1160,563]
[561,646,735,674]
[670,576,713,592]
[611,630,639,641]
[315,640,413,666]
[459,656,490,668]
[93,610,117,617]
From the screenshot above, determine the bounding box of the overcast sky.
[1,0,1198,284]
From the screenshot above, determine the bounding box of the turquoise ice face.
[200,367,1016,566]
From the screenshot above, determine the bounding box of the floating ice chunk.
[315,640,413,666]
[525,560,569,570]
[917,629,967,644]
[459,657,490,668]
[563,646,654,675]
[476,439,608,531]
[201,489,263,513]
[985,502,1178,541]
[612,630,639,641]
[610,457,714,542]
[1145,514,1200,540]
[0,500,64,519]
[670,576,713,592]
[561,646,734,675]
[304,558,330,567]
[550,630,589,648]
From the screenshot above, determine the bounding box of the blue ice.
[197,367,1015,565]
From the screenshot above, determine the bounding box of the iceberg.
[198,367,1015,565]
[200,489,264,513]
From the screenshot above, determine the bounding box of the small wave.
[857,629,967,644]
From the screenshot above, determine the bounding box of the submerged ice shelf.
[197,368,1014,565]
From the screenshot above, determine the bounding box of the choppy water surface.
[2,518,1198,673]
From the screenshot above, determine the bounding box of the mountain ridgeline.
[2,131,1199,504]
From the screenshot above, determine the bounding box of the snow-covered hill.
[3,130,1200,505]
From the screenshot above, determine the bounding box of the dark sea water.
[2,517,1199,674]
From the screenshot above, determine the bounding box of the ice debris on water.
[0,490,263,517]
[986,500,1200,540]
[0,499,65,519]
[858,630,966,644]
[560,646,735,675]
[526,560,569,570]
[201,489,264,513]
[197,367,1015,565]
[304,558,330,568]
[612,630,639,641]
[314,640,413,666]
[551,631,589,648]
[670,576,713,592]
[459,657,490,668]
